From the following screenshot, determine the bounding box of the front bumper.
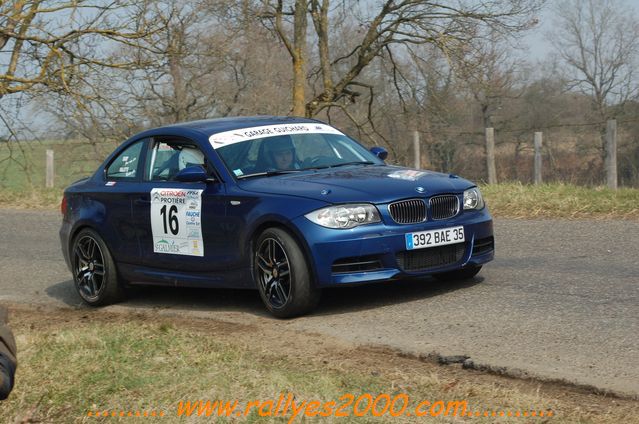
[292,208,494,287]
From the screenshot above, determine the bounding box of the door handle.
[134,198,150,205]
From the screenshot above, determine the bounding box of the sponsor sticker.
[208,123,343,149]
[150,188,204,256]
[388,170,428,181]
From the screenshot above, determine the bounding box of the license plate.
[405,226,465,250]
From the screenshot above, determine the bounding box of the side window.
[106,140,144,180]
[147,140,206,181]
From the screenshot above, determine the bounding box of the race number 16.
[160,205,179,235]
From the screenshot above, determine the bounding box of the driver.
[264,136,299,170]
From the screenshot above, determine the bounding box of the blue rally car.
[60,116,494,317]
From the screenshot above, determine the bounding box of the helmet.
[178,146,205,170]
[262,135,297,170]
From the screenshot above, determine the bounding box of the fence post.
[413,130,420,169]
[485,127,496,184]
[534,132,543,185]
[605,119,617,190]
[46,149,54,188]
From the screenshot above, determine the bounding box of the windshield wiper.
[305,161,376,171]
[237,169,302,179]
[328,161,375,168]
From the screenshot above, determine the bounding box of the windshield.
[215,131,383,178]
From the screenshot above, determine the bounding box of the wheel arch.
[68,223,128,284]
[248,220,319,287]
[68,222,100,259]
[68,223,123,278]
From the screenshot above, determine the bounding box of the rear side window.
[106,141,144,180]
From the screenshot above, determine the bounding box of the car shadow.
[314,276,483,316]
[45,276,484,318]
[46,280,265,315]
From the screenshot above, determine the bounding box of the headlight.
[463,187,485,210]
[305,204,381,229]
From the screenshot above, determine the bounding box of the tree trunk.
[292,0,308,116]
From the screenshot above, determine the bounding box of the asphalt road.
[0,209,637,395]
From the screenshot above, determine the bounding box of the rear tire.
[434,265,482,282]
[71,228,125,306]
[253,228,320,318]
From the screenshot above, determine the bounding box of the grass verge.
[0,187,62,209]
[0,305,637,423]
[481,182,639,219]
[2,183,639,220]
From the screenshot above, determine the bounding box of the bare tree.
[454,32,524,129]
[124,0,226,125]
[550,0,639,187]
[0,1,156,102]
[452,32,527,183]
[550,0,639,120]
[45,0,293,139]
[258,0,542,119]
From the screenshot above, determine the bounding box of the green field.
[0,139,118,190]
[0,140,117,208]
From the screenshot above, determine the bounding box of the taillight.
[60,195,67,215]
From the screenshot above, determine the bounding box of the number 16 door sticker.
[150,189,204,256]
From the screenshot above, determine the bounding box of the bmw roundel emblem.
[415,186,425,193]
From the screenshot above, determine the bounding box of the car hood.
[236,165,475,204]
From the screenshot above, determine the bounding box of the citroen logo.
[415,186,425,193]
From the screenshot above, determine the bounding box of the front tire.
[71,228,125,306]
[433,265,482,282]
[254,228,320,318]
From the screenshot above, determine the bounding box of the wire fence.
[1,119,638,191]
[0,139,118,191]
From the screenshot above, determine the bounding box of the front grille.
[396,243,465,271]
[389,199,427,224]
[332,256,383,274]
[472,236,494,256]
[429,195,460,220]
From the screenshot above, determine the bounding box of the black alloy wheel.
[255,236,292,308]
[72,229,124,306]
[254,228,320,318]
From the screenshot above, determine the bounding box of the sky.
[523,0,639,59]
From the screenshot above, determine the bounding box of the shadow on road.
[315,276,483,316]
[45,276,484,318]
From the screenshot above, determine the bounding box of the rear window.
[106,141,144,180]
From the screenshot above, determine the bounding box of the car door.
[131,136,232,276]
[97,138,149,265]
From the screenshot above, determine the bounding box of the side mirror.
[175,165,209,182]
[370,146,388,161]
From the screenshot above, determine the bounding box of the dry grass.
[1,183,639,221]
[0,187,62,209]
[0,305,637,423]
[482,183,639,220]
